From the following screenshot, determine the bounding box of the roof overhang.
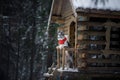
[76,8,120,19]
[49,0,76,24]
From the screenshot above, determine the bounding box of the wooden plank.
[56,48,60,68]
[78,40,105,45]
[63,9,73,15]
[65,16,75,23]
[86,59,120,64]
[60,71,120,77]
[105,26,111,50]
[103,21,120,27]
[62,48,65,70]
[78,21,103,26]
[77,35,88,40]
[86,67,120,71]
[78,30,105,36]
[76,8,120,15]
[64,48,75,51]
[51,16,65,24]
[78,50,102,54]
[101,50,120,55]
[56,0,63,15]
[63,11,74,18]
[77,16,89,21]
[61,48,120,55]
[78,25,87,30]
[77,12,120,19]
[78,21,120,27]
[63,26,68,34]
[78,49,120,55]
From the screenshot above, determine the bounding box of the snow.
[72,0,120,11]
[57,67,78,72]
[43,73,53,77]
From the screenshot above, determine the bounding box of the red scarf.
[58,37,67,44]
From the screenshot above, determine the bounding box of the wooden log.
[111,34,119,38]
[77,34,88,40]
[78,21,120,27]
[103,21,120,27]
[79,53,87,59]
[51,16,65,24]
[77,16,89,21]
[101,50,120,55]
[64,48,75,51]
[86,59,120,64]
[78,40,105,45]
[63,26,68,34]
[77,12,120,19]
[64,16,76,25]
[63,11,74,18]
[78,50,102,54]
[77,44,87,49]
[63,9,73,16]
[56,0,63,15]
[65,48,120,54]
[78,61,87,69]
[78,30,105,36]
[78,25,87,30]
[61,71,120,77]
[86,67,120,71]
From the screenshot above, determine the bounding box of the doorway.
[69,22,75,47]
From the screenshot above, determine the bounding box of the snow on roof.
[72,0,120,11]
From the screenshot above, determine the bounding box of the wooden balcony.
[56,47,120,74]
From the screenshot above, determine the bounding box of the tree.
[0,0,52,80]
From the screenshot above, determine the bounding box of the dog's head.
[57,31,65,40]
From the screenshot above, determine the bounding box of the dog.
[57,31,73,69]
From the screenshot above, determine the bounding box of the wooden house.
[45,0,120,79]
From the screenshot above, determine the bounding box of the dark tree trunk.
[29,0,37,80]
[15,28,20,80]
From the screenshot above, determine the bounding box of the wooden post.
[60,48,62,68]
[104,25,111,66]
[62,48,65,70]
[75,48,78,68]
[105,26,111,50]
[57,47,60,68]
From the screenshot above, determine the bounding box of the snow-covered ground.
[43,73,53,77]
[43,67,78,77]
[57,67,78,72]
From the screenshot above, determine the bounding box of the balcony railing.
[56,47,120,73]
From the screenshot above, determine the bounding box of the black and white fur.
[57,31,73,69]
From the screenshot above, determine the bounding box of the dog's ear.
[57,30,61,34]
[57,30,64,35]
[61,31,64,36]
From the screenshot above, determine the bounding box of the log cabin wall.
[76,10,120,73]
